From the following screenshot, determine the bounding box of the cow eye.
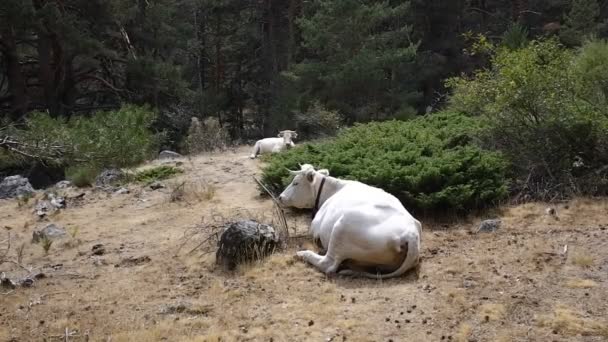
[293,182,299,186]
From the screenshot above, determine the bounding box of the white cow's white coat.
[249,130,297,159]
[278,164,422,279]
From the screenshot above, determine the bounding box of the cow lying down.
[278,164,422,279]
[249,130,297,159]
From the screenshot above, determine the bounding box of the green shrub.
[447,38,608,199]
[261,111,508,214]
[294,101,343,139]
[3,104,160,170]
[66,165,100,188]
[134,166,182,184]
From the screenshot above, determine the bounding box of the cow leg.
[296,250,342,275]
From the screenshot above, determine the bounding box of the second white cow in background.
[249,130,298,159]
[278,164,422,279]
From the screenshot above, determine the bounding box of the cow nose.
[278,195,284,203]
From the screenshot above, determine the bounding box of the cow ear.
[306,170,315,182]
[318,169,329,176]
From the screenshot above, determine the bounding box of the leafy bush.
[447,38,608,199]
[261,111,508,214]
[134,166,183,184]
[2,105,161,179]
[66,165,99,188]
[294,101,343,139]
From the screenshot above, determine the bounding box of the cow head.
[278,130,297,148]
[278,164,329,208]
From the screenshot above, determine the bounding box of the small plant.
[40,236,53,255]
[134,166,183,184]
[17,193,33,207]
[66,165,99,188]
[68,226,80,239]
[169,180,216,203]
[571,252,594,267]
[16,243,25,264]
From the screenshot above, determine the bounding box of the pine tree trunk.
[0,26,28,120]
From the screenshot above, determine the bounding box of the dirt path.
[1,146,607,341]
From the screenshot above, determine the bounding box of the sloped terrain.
[1,146,607,341]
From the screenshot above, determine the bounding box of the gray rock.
[216,220,279,270]
[34,200,51,219]
[55,180,73,189]
[477,219,501,233]
[114,187,129,195]
[95,169,124,187]
[149,182,165,190]
[0,175,35,199]
[158,150,183,160]
[1,272,16,289]
[32,224,67,243]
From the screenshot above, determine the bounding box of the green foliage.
[572,39,608,116]
[261,111,508,214]
[294,0,419,122]
[133,166,183,184]
[294,101,343,139]
[6,104,160,169]
[501,23,529,50]
[561,0,601,47]
[66,165,99,188]
[448,38,608,199]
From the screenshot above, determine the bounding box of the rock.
[216,220,280,270]
[158,150,183,160]
[95,169,124,187]
[34,200,51,219]
[149,182,165,190]
[55,180,72,189]
[477,219,501,233]
[0,175,35,199]
[114,187,129,195]
[19,278,34,288]
[32,224,67,243]
[1,273,16,289]
[115,255,151,267]
[49,194,66,209]
[91,244,105,256]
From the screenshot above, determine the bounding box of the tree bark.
[0,26,28,120]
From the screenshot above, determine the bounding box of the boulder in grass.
[216,220,279,270]
[0,175,35,199]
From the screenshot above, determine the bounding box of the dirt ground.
[1,146,607,342]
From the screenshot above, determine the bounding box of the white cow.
[278,164,422,279]
[249,130,298,159]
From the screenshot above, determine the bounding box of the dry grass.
[1,147,607,342]
[169,180,216,203]
[565,278,598,289]
[455,323,473,342]
[538,306,608,336]
[479,303,507,322]
[570,251,595,267]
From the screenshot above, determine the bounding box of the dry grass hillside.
[1,146,607,342]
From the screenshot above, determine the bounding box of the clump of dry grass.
[538,305,608,336]
[169,180,216,203]
[570,251,594,267]
[479,303,506,322]
[455,322,472,342]
[565,278,598,289]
